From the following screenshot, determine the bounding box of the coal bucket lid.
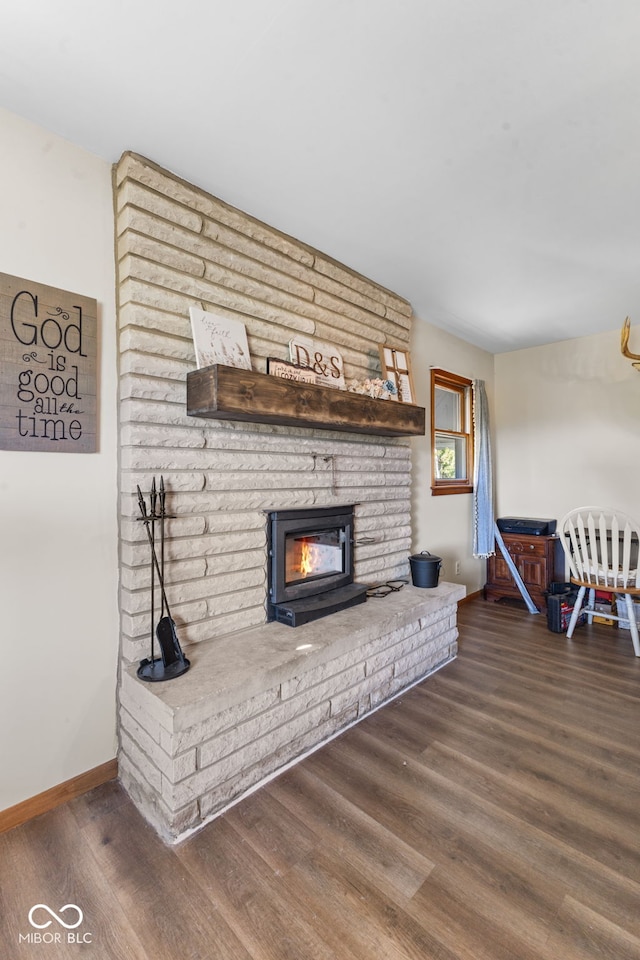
[409,550,442,563]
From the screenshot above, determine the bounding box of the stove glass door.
[285,527,345,587]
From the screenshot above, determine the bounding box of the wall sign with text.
[0,273,97,452]
[288,336,346,389]
[266,357,317,383]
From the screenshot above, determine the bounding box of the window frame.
[430,368,474,496]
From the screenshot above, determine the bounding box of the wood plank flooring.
[1,598,639,959]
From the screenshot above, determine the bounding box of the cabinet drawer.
[506,538,547,558]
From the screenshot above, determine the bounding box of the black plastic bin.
[545,582,585,633]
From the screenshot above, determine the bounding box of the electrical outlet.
[455,560,461,575]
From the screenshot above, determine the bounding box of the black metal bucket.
[409,551,442,588]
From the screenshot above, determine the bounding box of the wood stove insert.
[266,504,368,626]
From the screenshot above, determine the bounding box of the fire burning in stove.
[286,532,342,583]
[298,539,319,578]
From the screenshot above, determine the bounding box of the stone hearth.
[119,582,464,842]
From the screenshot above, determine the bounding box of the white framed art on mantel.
[189,307,252,370]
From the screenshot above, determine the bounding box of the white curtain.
[472,379,495,558]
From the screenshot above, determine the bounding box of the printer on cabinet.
[496,517,557,537]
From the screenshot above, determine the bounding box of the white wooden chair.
[559,507,640,656]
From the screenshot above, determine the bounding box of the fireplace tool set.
[136,476,190,682]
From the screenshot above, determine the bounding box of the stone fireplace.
[114,153,463,840]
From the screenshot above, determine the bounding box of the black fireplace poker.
[135,477,190,682]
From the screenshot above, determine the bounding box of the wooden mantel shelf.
[186,365,426,437]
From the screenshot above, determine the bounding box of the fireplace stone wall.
[115,152,416,665]
[114,153,461,839]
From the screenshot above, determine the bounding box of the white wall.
[410,316,495,596]
[494,326,640,524]
[0,108,118,810]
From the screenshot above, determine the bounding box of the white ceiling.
[1,0,639,353]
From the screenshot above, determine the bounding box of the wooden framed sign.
[266,357,317,383]
[0,273,97,452]
[378,343,416,404]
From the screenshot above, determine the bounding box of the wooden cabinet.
[484,534,565,609]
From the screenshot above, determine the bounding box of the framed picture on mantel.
[189,307,252,371]
[378,344,416,403]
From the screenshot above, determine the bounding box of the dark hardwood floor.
[2,598,639,959]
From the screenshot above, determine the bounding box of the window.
[431,368,473,495]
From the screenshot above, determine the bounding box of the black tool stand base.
[137,657,190,682]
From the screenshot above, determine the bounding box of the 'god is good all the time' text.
[1,273,97,453]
